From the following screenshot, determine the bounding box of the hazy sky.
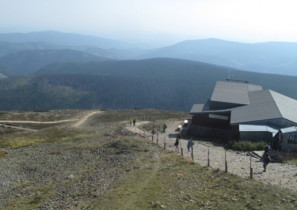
[1,0,297,44]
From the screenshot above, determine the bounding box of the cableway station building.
[189,80,297,151]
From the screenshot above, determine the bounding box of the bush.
[231,141,267,151]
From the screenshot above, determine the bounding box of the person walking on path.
[133,119,136,126]
[162,123,167,133]
[174,133,181,152]
[262,145,271,172]
[187,139,194,152]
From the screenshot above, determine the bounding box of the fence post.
[250,156,253,179]
[156,132,159,144]
[181,147,184,157]
[164,140,166,149]
[191,147,194,160]
[225,150,228,172]
[151,126,154,142]
[207,148,210,167]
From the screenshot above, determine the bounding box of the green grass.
[231,141,267,151]
[4,185,54,210]
[91,147,297,209]
[288,159,297,165]
[2,109,297,209]
[86,109,189,125]
[0,127,92,148]
[140,120,169,133]
[0,109,88,121]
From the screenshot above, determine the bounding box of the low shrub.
[231,141,267,151]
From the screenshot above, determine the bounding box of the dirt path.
[72,111,102,127]
[0,123,37,132]
[0,119,78,124]
[127,121,297,192]
[0,111,102,130]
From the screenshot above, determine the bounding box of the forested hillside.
[0,49,109,76]
[1,58,297,111]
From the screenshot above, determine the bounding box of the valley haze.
[0,30,296,111]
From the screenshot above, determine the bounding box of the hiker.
[129,119,132,126]
[187,139,194,152]
[262,145,271,172]
[152,126,155,135]
[133,119,136,126]
[174,133,181,152]
[162,123,167,133]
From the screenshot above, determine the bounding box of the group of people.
[130,119,271,173]
[129,119,136,126]
[174,134,194,152]
[174,134,271,173]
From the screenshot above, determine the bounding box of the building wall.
[188,124,233,140]
[281,132,297,152]
[209,101,244,110]
[191,113,230,129]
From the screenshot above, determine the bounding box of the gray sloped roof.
[210,81,263,106]
[239,124,279,136]
[190,104,205,113]
[190,81,297,127]
[281,126,297,133]
[231,89,297,126]
[190,103,232,114]
[270,90,297,125]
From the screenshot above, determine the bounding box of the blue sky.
[1,0,296,45]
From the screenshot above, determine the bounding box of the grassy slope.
[1,109,297,209]
[93,150,297,210]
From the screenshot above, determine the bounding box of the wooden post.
[250,156,253,179]
[207,148,210,167]
[152,126,154,142]
[225,150,228,172]
[181,147,183,157]
[191,147,194,160]
[156,132,159,144]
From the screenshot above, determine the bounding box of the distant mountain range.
[141,39,297,76]
[0,49,109,76]
[0,31,132,49]
[0,31,297,111]
[0,31,296,76]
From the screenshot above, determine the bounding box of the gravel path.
[128,121,297,192]
[72,111,102,127]
[0,110,102,132]
[0,119,78,124]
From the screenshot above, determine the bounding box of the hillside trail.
[72,110,102,127]
[0,119,78,124]
[0,123,37,132]
[123,148,161,209]
[127,121,297,192]
[0,110,102,131]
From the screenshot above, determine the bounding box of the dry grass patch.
[0,150,7,158]
[92,150,297,209]
[4,185,54,210]
[0,127,91,148]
